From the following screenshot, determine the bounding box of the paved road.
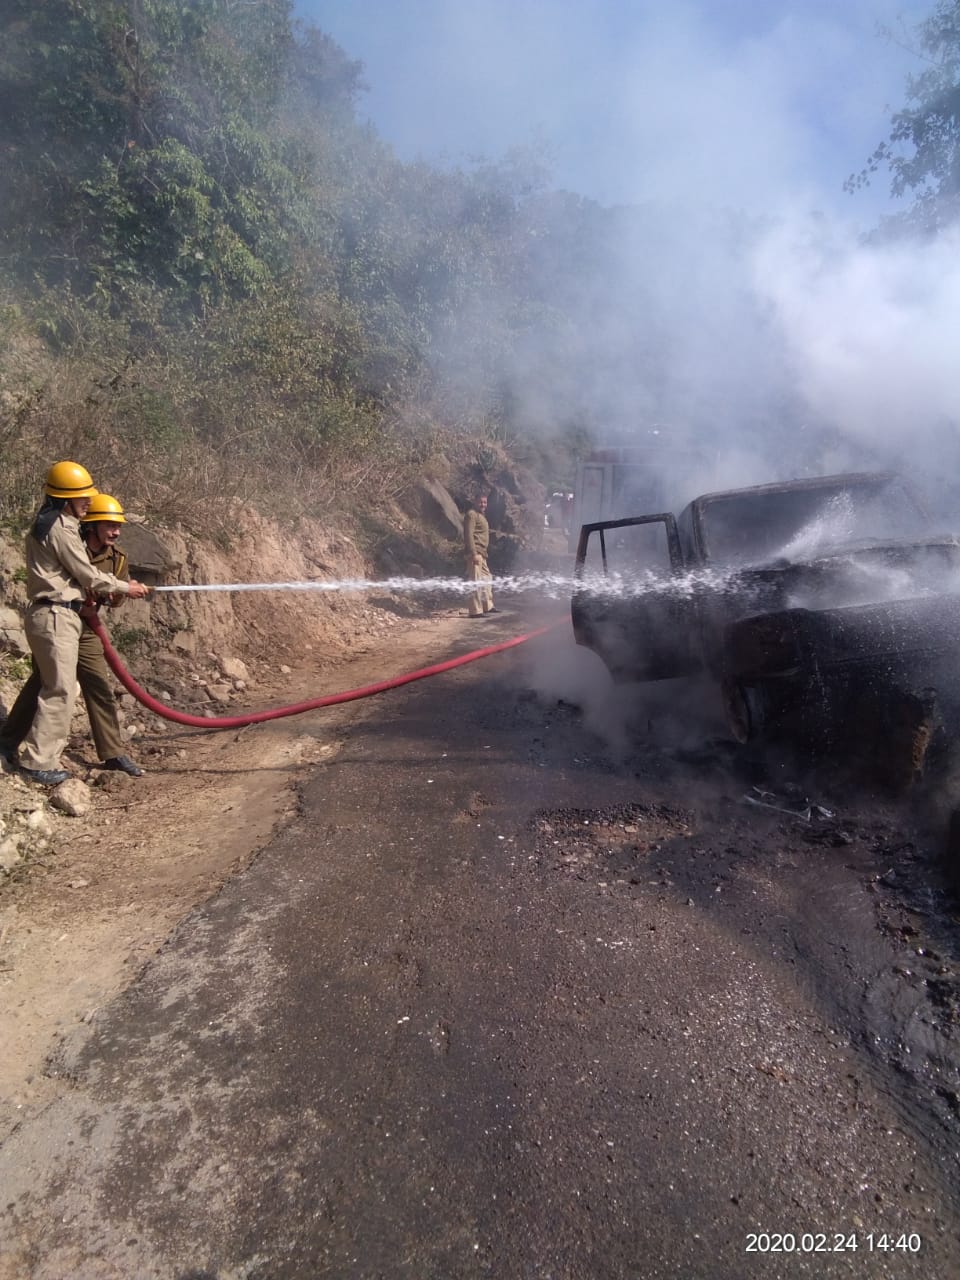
[2,611,959,1278]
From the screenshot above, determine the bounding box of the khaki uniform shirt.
[26,512,131,604]
[86,542,129,617]
[463,509,490,560]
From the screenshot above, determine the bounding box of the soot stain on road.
[523,784,960,1186]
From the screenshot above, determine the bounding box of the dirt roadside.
[0,601,480,1143]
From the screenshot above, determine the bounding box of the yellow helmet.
[81,493,126,524]
[45,461,98,499]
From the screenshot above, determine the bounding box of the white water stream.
[151,568,743,602]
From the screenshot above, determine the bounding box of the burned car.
[571,472,960,755]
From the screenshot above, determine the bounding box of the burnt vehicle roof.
[685,471,930,567]
[687,470,908,510]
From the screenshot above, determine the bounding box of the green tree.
[0,0,302,303]
[849,1,960,232]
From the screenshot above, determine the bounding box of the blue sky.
[295,0,934,226]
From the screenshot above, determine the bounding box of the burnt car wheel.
[721,680,767,744]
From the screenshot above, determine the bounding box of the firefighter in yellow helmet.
[6,465,150,786]
[1,492,146,777]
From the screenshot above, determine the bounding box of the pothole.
[530,803,693,881]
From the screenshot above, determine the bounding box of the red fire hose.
[87,611,562,730]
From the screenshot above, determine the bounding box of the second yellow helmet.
[80,493,126,523]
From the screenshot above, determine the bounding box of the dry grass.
[0,288,524,552]
[0,352,452,547]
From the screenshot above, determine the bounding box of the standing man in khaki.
[15,462,150,786]
[463,492,497,617]
[0,494,145,777]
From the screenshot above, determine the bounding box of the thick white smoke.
[752,219,960,512]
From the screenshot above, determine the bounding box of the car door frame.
[571,514,704,682]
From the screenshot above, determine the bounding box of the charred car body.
[572,472,960,755]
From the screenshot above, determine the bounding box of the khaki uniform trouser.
[19,606,86,771]
[4,622,126,765]
[466,555,494,616]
